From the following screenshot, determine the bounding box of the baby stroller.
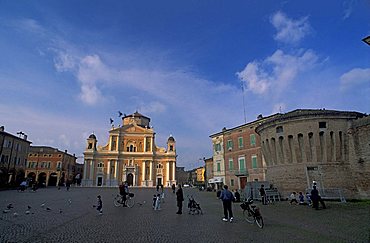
[187,195,203,215]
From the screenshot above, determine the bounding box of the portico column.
[142,161,146,186]
[115,160,119,182]
[89,160,94,186]
[149,160,152,181]
[83,160,88,180]
[166,162,169,186]
[172,161,175,183]
[107,160,111,186]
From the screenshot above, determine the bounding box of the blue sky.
[0,1,369,169]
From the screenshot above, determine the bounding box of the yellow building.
[82,112,177,187]
[26,146,77,187]
[196,167,205,183]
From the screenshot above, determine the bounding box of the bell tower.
[167,135,176,152]
[86,134,97,151]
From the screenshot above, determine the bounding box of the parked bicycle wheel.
[113,195,122,207]
[126,197,135,208]
[255,216,264,229]
[243,209,254,223]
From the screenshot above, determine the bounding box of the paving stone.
[0,187,369,242]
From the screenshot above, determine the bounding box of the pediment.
[121,124,149,133]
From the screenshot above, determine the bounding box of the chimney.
[0,126,4,132]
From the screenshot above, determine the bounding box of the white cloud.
[140,101,167,114]
[343,0,356,20]
[237,49,318,95]
[271,11,311,44]
[236,61,270,94]
[54,51,77,72]
[340,67,370,90]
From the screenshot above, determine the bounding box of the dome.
[168,136,175,142]
[88,134,97,139]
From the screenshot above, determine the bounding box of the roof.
[88,134,97,139]
[123,111,151,121]
[0,131,32,144]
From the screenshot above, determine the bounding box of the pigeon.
[7,204,13,209]
[3,209,10,213]
[46,207,51,211]
[27,206,31,210]
[68,199,72,204]
[25,210,30,215]
[13,212,19,217]
[40,203,45,208]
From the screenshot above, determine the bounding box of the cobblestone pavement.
[1,187,369,243]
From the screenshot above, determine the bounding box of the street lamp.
[362,36,370,46]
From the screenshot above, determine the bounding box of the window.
[319,122,327,128]
[127,144,136,152]
[276,126,284,133]
[227,140,233,150]
[250,134,256,146]
[252,155,258,169]
[238,137,243,148]
[238,157,245,172]
[229,158,233,170]
[97,162,104,167]
[216,162,221,172]
[169,145,174,151]
[230,179,234,187]
[88,143,92,149]
[214,143,221,152]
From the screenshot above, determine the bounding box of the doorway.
[97,176,103,186]
[127,173,133,186]
[157,177,162,186]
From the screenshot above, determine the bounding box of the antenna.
[241,81,247,124]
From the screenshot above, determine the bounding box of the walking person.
[260,185,267,205]
[176,184,184,214]
[172,184,176,194]
[119,181,129,207]
[94,195,103,215]
[311,186,320,209]
[66,179,71,191]
[219,185,235,222]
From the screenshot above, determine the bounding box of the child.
[306,192,312,206]
[152,194,157,209]
[154,194,161,210]
[94,195,103,215]
[298,192,306,205]
[289,192,298,204]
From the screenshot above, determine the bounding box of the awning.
[209,177,223,183]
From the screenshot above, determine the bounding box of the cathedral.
[82,112,177,187]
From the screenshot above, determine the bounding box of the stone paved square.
[1,187,369,242]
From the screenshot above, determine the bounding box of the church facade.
[82,112,176,187]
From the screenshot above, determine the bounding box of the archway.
[48,173,58,186]
[27,172,36,185]
[0,168,6,187]
[127,173,133,186]
[38,172,47,187]
[16,170,25,185]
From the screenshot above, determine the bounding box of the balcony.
[233,169,248,177]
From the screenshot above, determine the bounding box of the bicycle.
[113,193,135,208]
[240,198,264,229]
